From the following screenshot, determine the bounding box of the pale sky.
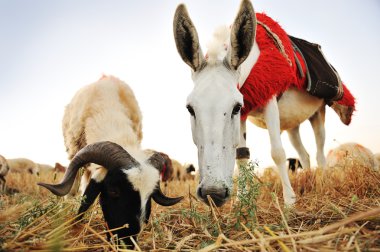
[0,0,379,170]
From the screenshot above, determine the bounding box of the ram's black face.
[38,141,183,249]
[80,169,150,248]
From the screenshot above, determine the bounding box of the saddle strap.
[257,20,292,67]
[291,40,310,85]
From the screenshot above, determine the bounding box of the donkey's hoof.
[284,195,296,207]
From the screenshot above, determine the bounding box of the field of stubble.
[1,161,379,251]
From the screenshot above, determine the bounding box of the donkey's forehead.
[188,64,242,105]
[192,61,236,81]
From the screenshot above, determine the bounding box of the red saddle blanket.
[239,13,355,125]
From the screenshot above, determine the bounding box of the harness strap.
[236,147,250,159]
[257,20,292,67]
[291,42,305,78]
[291,40,311,89]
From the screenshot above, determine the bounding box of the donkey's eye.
[232,103,242,116]
[186,105,196,117]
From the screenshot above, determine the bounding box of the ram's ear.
[76,179,101,220]
[173,4,205,71]
[227,0,256,69]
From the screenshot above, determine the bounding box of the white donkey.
[173,0,354,207]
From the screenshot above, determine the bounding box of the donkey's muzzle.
[197,186,230,207]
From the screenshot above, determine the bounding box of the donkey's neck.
[238,40,260,89]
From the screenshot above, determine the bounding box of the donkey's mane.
[206,26,230,65]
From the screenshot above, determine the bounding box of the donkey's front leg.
[264,97,296,206]
[236,120,250,169]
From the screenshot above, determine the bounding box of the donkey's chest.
[247,88,324,130]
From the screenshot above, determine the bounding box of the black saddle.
[289,35,344,103]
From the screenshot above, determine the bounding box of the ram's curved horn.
[152,185,184,206]
[38,141,139,196]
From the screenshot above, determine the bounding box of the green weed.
[233,160,261,230]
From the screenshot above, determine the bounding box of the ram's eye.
[186,105,195,117]
[232,103,242,116]
[107,188,120,198]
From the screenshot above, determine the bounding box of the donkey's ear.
[228,0,256,70]
[173,4,205,72]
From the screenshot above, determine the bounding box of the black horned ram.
[38,75,183,247]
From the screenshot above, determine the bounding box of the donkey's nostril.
[197,187,203,199]
[197,186,230,207]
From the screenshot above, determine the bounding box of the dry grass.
[1,161,379,251]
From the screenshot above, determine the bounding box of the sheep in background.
[7,158,65,175]
[37,163,55,173]
[287,158,303,172]
[7,158,39,175]
[171,160,196,181]
[38,75,182,247]
[0,155,10,192]
[374,153,380,171]
[37,163,66,174]
[326,142,377,170]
